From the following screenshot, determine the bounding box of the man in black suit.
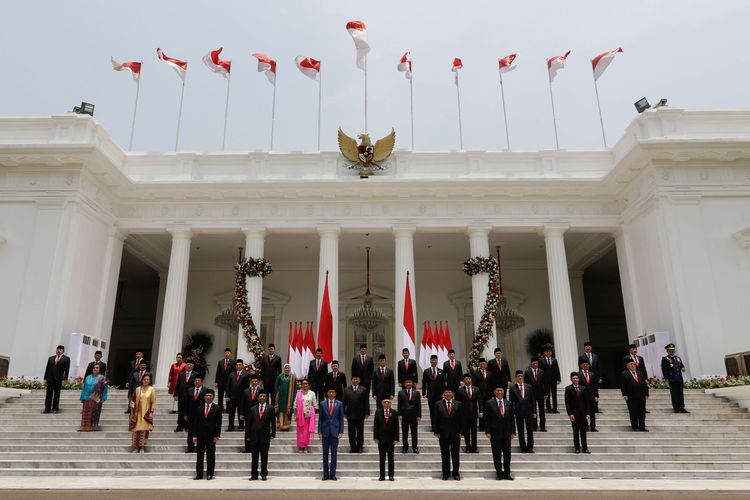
[485,386,516,480]
[43,345,70,413]
[621,359,649,431]
[192,389,221,480]
[524,357,547,432]
[487,348,510,396]
[578,360,599,432]
[509,370,536,453]
[214,348,234,412]
[541,345,561,413]
[225,359,248,432]
[325,360,347,401]
[432,389,463,480]
[579,342,603,386]
[371,354,395,410]
[184,375,207,452]
[240,375,263,452]
[472,358,495,431]
[624,343,648,377]
[397,378,421,454]
[442,349,463,392]
[397,348,418,388]
[351,344,374,392]
[174,359,197,432]
[373,397,399,481]
[129,350,145,375]
[456,373,481,453]
[84,350,107,378]
[564,372,590,454]
[422,355,445,432]
[126,360,148,414]
[308,348,329,403]
[260,344,282,404]
[343,375,370,453]
[662,343,689,413]
[247,392,276,481]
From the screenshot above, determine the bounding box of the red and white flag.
[437,321,448,364]
[592,47,623,81]
[295,56,321,80]
[419,322,428,370]
[156,48,187,81]
[252,53,277,85]
[202,47,231,78]
[346,20,370,70]
[397,52,413,80]
[111,57,142,81]
[317,273,333,362]
[402,273,416,358]
[293,322,304,377]
[498,53,517,75]
[452,57,463,85]
[426,321,437,362]
[444,322,453,352]
[302,322,316,371]
[547,50,571,82]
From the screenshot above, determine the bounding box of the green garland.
[234,257,273,370]
[463,256,500,370]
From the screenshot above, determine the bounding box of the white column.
[467,226,494,361]
[239,227,266,365]
[94,228,127,360]
[543,225,578,380]
[614,226,644,341]
[317,227,339,362]
[149,272,168,371]
[154,227,192,388]
[393,226,417,363]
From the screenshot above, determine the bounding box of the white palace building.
[1,108,750,388]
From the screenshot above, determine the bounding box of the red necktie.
[447,401,452,415]
[404,359,408,370]
[408,389,411,400]
[468,387,472,400]
[633,372,639,383]
[260,404,265,419]
[381,368,385,381]
[333,372,337,381]
[225,360,229,370]
[252,388,257,400]
[634,355,639,366]
[499,400,504,417]
[585,372,589,384]
[205,405,210,418]
[432,368,436,380]
[520,384,524,399]
[194,388,199,400]
[139,371,143,381]
[55,356,60,365]
[576,386,580,397]
[236,372,240,382]
[329,400,334,416]
[385,409,390,423]
[534,369,538,381]
[482,370,486,380]
[451,360,455,370]
[317,360,320,370]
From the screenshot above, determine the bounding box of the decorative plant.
[526,328,554,358]
[184,329,214,375]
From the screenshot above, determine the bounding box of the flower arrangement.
[234,257,273,370]
[647,375,750,390]
[0,375,87,390]
[462,256,500,370]
[183,330,214,375]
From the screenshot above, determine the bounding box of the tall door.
[345,320,393,363]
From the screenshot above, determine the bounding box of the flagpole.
[174,79,186,151]
[455,72,464,150]
[498,70,510,151]
[409,76,415,150]
[128,76,141,152]
[270,79,277,151]
[317,67,322,150]
[548,78,560,150]
[593,73,607,148]
[364,56,368,133]
[222,73,231,151]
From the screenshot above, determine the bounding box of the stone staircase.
[1,388,749,479]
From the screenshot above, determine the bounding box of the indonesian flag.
[202,47,231,78]
[438,321,448,364]
[498,53,517,74]
[426,321,436,362]
[346,20,370,70]
[111,57,142,81]
[592,47,623,81]
[156,48,187,81]
[547,50,571,82]
[292,322,303,376]
[317,273,333,362]
[444,322,453,352]
[252,53,277,85]
[452,57,462,85]
[295,56,321,80]
[302,322,316,373]
[397,52,413,80]
[419,322,428,370]
[402,273,416,359]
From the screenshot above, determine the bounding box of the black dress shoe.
[413,448,420,454]
[453,474,461,481]
[527,449,535,454]
[496,474,503,480]
[540,428,547,432]
[504,474,514,481]
[442,475,449,480]
[590,428,599,432]
[402,447,408,454]
[322,477,329,481]
[389,477,394,481]
[681,409,690,413]
[645,410,650,413]
[249,477,258,481]
[42,410,51,414]
[261,476,267,481]
[330,476,337,481]
[379,477,385,481]
[640,428,649,432]
[228,427,235,432]
[186,449,195,453]
[582,449,591,454]
[575,449,581,454]
[124,410,130,414]
[174,427,182,432]
[207,475,214,480]
[194,476,202,480]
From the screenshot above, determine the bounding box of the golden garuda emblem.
[337,127,396,178]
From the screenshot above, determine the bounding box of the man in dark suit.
[260,344,282,404]
[318,388,345,481]
[126,360,148,414]
[184,375,207,452]
[624,343,648,377]
[397,378,421,454]
[541,345,561,413]
[432,389,463,480]
[343,375,370,453]
[84,350,107,378]
[487,348,510,396]
[373,397,399,481]
[351,344,374,392]
[455,373,481,453]
[661,344,689,413]
[442,349,463,392]
[325,360,347,400]
[240,375,263,451]
[422,355,445,432]
[578,360,599,432]
[129,350,145,375]
[578,342,603,413]
[524,357,547,432]
[509,371,535,453]
[472,358,495,431]
[174,359,197,432]
[192,389,221,480]
[247,392,275,481]
[397,348,418,388]
[43,345,70,414]
[485,386,516,480]
[214,348,234,412]
[225,359,248,431]
[308,348,329,403]
[622,359,649,431]
[371,354,395,410]
[564,372,590,454]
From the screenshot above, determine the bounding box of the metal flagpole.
[593,74,607,148]
[174,79,186,151]
[270,79,277,151]
[498,70,510,151]
[364,56,368,133]
[317,67,322,150]
[548,78,560,150]
[128,76,141,152]
[455,71,464,150]
[222,73,231,151]
[409,77,415,150]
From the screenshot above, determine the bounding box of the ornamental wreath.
[462,256,500,370]
[234,257,273,370]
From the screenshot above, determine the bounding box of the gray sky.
[1,0,747,152]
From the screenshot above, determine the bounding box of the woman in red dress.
[167,352,184,414]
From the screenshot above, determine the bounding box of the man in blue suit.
[661,343,690,413]
[318,388,345,481]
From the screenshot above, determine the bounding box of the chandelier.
[495,246,525,334]
[351,246,387,332]
[214,306,239,332]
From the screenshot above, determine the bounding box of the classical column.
[155,227,192,388]
[94,228,127,360]
[393,226,417,363]
[614,226,644,341]
[467,226,494,361]
[543,225,578,379]
[317,227,339,362]
[239,227,266,364]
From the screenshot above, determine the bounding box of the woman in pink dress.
[292,378,318,453]
[167,353,184,414]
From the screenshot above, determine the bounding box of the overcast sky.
[1,0,747,153]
